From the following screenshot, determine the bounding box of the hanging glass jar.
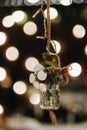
[40,84,60,110]
[29,59,69,110]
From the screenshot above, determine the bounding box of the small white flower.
[33,64,44,72]
[37,70,47,81]
[29,73,35,83]
[56,84,59,90]
[39,83,46,92]
[33,81,40,89]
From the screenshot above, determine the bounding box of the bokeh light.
[2,15,15,28]
[27,0,40,4]
[60,0,72,6]
[73,0,83,4]
[68,62,82,77]
[72,24,86,39]
[51,40,61,54]
[13,81,27,95]
[44,7,58,20]
[84,45,87,55]
[0,104,4,115]
[25,57,39,71]
[12,10,26,23]
[81,7,87,21]
[29,93,40,105]
[5,46,19,61]
[0,32,7,46]
[23,21,37,35]
[84,0,87,3]
[0,75,13,88]
[0,67,7,81]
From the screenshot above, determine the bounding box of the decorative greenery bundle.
[29,51,69,110]
[29,52,69,93]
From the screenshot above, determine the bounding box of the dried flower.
[37,70,47,81]
[29,73,35,83]
[61,68,69,84]
[33,63,44,73]
[39,83,47,92]
[29,61,69,92]
[33,81,40,89]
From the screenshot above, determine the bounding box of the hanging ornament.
[29,0,70,124]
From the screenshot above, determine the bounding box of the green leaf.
[42,52,52,61]
[50,83,56,89]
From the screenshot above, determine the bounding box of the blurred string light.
[0,32,7,46]
[12,10,27,23]
[68,62,82,77]
[5,46,19,61]
[26,0,40,3]
[13,81,27,95]
[2,15,15,28]
[51,40,61,54]
[81,7,87,21]
[23,21,37,35]
[60,0,72,6]
[83,0,87,3]
[72,24,86,39]
[0,67,7,81]
[44,7,58,20]
[29,92,40,105]
[73,0,83,4]
[0,75,13,89]
[84,45,87,55]
[25,57,39,71]
[0,104,4,115]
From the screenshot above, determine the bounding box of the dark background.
[0,2,87,123]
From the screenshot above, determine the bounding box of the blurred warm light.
[27,0,40,3]
[0,104,4,115]
[0,67,7,81]
[68,62,82,77]
[60,0,72,6]
[5,46,19,61]
[12,10,26,23]
[84,45,87,55]
[23,21,37,35]
[44,7,58,20]
[84,0,87,3]
[73,0,83,4]
[61,92,86,113]
[29,93,40,105]
[13,81,27,95]
[2,15,15,28]
[1,75,12,88]
[0,32,7,46]
[81,7,87,21]
[72,24,86,39]
[25,57,39,71]
[51,40,61,54]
